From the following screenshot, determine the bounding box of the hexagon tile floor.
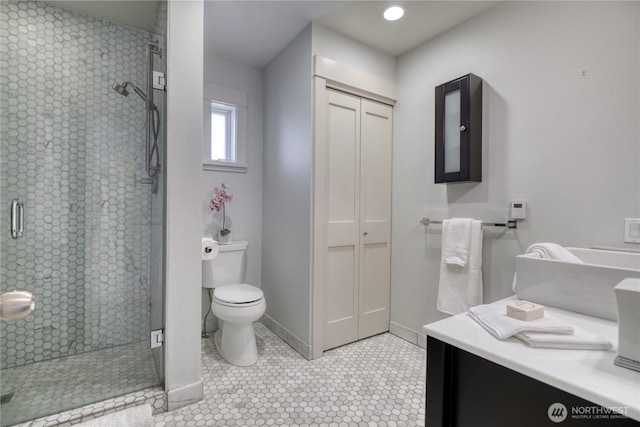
[154,323,426,426]
[3,341,161,426]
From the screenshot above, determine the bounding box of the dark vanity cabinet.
[426,337,640,426]
[434,73,482,183]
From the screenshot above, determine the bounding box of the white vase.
[218,231,232,245]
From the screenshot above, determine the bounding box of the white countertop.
[424,296,640,422]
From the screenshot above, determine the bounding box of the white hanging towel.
[437,219,483,315]
[443,218,473,267]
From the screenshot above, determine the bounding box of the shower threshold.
[0,341,160,427]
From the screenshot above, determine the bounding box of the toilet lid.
[214,284,263,304]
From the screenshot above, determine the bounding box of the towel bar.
[420,218,517,229]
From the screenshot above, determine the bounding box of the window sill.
[202,161,248,173]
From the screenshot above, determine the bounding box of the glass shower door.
[0,1,164,424]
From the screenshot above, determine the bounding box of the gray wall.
[164,0,204,410]
[312,23,396,82]
[260,23,397,356]
[202,51,264,332]
[390,1,640,343]
[262,24,313,350]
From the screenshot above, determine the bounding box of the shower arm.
[130,83,150,104]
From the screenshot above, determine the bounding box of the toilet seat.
[213,284,263,306]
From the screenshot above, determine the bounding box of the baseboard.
[260,314,311,360]
[417,331,427,349]
[166,380,203,412]
[389,321,427,349]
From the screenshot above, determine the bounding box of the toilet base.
[214,323,259,367]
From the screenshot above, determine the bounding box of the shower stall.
[0,1,166,425]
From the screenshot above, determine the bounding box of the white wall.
[262,24,313,350]
[260,23,398,357]
[391,1,640,343]
[164,0,203,410]
[201,51,264,331]
[312,22,396,82]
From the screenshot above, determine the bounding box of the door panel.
[327,98,358,224]
[359,99,392,340]
[361,100,392,223]
[324,246,358,350]
[359,242,391,339]
[324,90,361,350]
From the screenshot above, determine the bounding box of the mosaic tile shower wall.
[0,0,155,369]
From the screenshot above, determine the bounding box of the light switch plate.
[624,218,640,244]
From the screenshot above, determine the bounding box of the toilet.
[202,240,266,366]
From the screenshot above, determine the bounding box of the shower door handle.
[11,199,24,239]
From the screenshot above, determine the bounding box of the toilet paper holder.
[202,237,219,261]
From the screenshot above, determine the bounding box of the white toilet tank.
[202,240,248,289]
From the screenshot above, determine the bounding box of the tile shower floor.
[2,341,160,426]
[155,323,426,426]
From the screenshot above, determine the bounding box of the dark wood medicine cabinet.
[434,73,482,184]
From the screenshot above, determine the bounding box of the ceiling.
[49,1,499,68]
[204,1,499,68]
[46,1,160,33]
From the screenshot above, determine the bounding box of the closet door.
[323,89,361,351]
[358,99,392,340]
[322,89,393,351]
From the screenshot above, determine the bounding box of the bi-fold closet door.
[323,88,393,351]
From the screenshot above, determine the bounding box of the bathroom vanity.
[424,297,640,426]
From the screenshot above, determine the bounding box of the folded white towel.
[512,243,583,291]
[437,219,483,315]
[468,303,574,340]
[524,243,583,263]
[443,218,473,267]
[516,328,612,350]
[77,404,153,427]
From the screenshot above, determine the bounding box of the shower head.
[112,81,148,102]
[112,81,130,97]
[111,81,157,110]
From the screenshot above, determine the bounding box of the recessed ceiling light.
[382,5,405,21]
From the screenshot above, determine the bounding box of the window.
[203,83,247,172]
[210,102,236,162]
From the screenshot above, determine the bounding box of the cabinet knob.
[460,125,467,132]
[363,232,368,236]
